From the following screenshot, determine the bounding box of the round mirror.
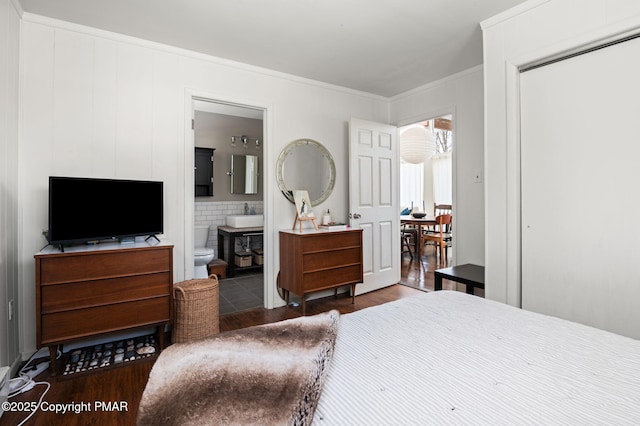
[276,139,336,206]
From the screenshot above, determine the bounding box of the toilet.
[194,225,215,278]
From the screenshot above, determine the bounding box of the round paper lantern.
[400,126,436,164]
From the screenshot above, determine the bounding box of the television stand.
[34,242,174,375]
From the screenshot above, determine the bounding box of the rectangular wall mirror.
[231,154,258,194]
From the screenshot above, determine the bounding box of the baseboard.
[0,366,10,418]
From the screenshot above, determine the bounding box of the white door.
[349,118,400,294]
[520,36,640,339]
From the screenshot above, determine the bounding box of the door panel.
[358,156,373,207]
[379,158,392,206]
[379,220,393,270]
[360,222,373,275]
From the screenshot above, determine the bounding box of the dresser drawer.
[40,297,171,345]
[38,248,171,284]
[301,232,361,253]
[41,272,171,313]
[303,247,361,272]
[302,264,363,291]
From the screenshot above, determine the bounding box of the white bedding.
[314,291,640,425]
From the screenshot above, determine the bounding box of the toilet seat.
[194,247,214,257]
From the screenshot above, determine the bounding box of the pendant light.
[400,126,436,164]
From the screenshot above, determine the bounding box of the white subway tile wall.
[194,201,264,255]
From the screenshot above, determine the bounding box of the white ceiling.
[19,0,526,97]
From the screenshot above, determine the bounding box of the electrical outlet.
[8,300,14,321]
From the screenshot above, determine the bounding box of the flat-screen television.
[48,176,164,246]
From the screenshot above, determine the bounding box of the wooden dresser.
[279,228,363,314]
[34,242,173,374]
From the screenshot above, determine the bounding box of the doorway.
[190,98,267,314]
[399,115,452,216]
[399,114,454,285]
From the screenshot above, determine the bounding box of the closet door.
[520,36,640,339]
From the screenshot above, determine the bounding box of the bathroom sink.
[226,214,264,228]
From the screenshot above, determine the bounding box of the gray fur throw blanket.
[137,310,339,426]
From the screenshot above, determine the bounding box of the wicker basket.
[172,276,220,343]
[235,252,252,267]
[252,249,264,265]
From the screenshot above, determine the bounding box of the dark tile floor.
[219,271,264,314]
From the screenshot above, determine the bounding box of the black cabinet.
[195,147,214,196]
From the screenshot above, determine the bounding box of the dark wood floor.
[400,244,451,291]
[402,247,485,297]
[1,251,470,426]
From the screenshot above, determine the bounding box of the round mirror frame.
[276,138,336,206]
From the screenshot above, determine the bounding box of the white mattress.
[314,291,640,425]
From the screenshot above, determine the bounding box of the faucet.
[244,202,249,215]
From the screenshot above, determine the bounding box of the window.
[432,152,452,205]
[433,127,452,204]
[400,161,423,209]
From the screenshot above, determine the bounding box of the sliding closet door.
[520,36,640,339]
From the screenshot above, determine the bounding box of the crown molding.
[20,12,389,103]
[480,0,551,30]
[10,0,24,16]
[390,65,483,102]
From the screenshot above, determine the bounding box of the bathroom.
[193,100,264,315]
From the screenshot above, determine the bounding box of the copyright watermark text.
[2,400,128,414]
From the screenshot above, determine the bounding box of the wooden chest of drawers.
[35,243,173,374]
[279,228,363,314]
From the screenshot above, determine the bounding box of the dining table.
[400,215,437,259]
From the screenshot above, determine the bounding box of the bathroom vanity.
[217,225,264,277]
[279,227,363,315]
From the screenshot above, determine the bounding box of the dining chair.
[401,223,416,259]
[433,203,452,216]
[421,214,452,262]
[424,203,451,234]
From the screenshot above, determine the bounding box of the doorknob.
[350,213,362,219]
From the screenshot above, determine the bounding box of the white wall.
[0,0,21,370]
[390,67,485,266]
[17,14,388,355]
[482,0,640,306]
[194,111,264,202]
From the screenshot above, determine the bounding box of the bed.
[139,291,640,425]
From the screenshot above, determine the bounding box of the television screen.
[48,176,164,245]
